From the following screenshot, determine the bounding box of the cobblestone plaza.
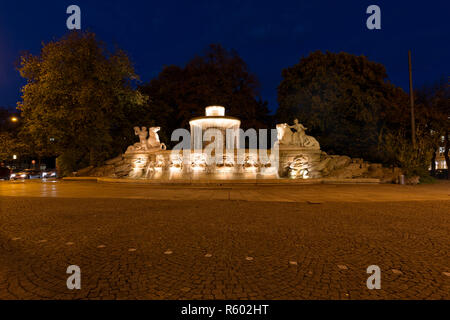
[0,181,449,299]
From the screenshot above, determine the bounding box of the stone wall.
[76,154,132,178]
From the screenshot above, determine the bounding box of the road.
[0,180,449,299]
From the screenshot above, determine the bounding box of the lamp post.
[408,50,416,149]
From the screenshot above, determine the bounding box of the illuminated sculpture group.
[276,119,320,149]
[79,105,400,182]
[121,106,324,180]
[126,126,167,153]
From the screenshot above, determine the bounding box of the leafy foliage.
[0,132,16,161]
[17,31,147,174]
[276,51,408,162]
[382,128,435,178]
[0,107,26,162]
[415,78,450,177]
[140,44,271,146]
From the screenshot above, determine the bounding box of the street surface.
[0,180,449,299]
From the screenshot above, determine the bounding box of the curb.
[64,177,381,185]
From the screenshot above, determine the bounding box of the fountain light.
[205,106,225,117]
[191,153,208,171]
[169,154,183,171]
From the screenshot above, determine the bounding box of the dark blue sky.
[0,0,448,113]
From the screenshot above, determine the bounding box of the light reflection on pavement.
[0,180,449,202]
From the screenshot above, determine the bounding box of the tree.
[382,128,435,178]
[0,132,16,162]
[140,44,270,147]
[276,51,409,163]
[416,77,450,178]
[0,107,26,162]
[17,31,146,174]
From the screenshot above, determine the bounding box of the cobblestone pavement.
[1,179,449,202]
[0,181,449,300]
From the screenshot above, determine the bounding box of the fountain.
[189,106,240,151]
[80,105,401,183]
[121,106,280,180]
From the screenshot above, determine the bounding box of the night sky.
[0,0,448,113]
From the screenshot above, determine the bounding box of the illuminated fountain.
[80,105,402,182]
[190,106,241,151]
[89,105,370,182]
[189,106,241,173]
[122,106,279,180]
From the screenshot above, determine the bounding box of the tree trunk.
[430,147,437,176]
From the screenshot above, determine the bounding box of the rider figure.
[289,119,307,147]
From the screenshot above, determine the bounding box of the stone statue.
[276,123,293,145]
[289,119,307,146]
[276,119,320,149]
[136,126,150,150]
[148,127,166,149]
[126,126,167,153]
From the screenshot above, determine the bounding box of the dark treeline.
[276,51,449,178]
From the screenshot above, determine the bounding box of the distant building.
[434,135,448,170]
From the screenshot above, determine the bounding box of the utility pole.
[408,50,416,148]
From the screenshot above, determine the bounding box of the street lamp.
[10,117,18,122]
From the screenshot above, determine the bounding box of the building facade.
[434,135,448,170]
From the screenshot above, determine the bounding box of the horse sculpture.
[276,123,294,145]
[126,126,167,153]
[276,120,320,149]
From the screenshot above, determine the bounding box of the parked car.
[0,167,11,180]
[10,169,41,180]
[42,169,58,179]
[9,169,22,180]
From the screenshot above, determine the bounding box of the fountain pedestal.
[278,146,322,178]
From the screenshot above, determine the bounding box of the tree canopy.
[139,44,270,146]
[276,51,409,162]
[17,31,146,173]
[0,107,24,162]
[415,78,450,177]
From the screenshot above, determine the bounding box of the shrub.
[382,128,434,178]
